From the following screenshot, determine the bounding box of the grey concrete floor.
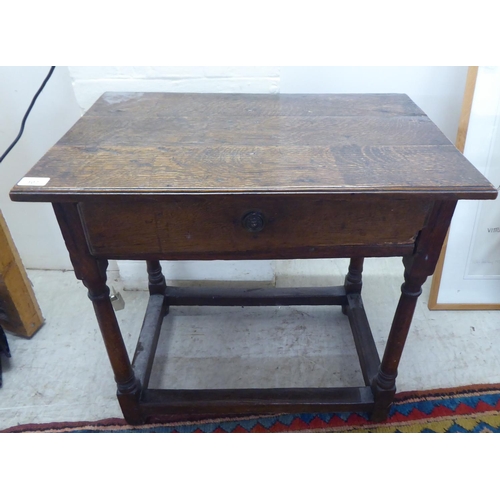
[1,257,500,430]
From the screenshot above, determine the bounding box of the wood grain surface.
[10,93,497,202]
[0,211,44,337]
[79,195,432,260]
[9,92,497,424]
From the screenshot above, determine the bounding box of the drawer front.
[79,195,432,259]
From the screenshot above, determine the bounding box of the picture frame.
[428,66,500,310]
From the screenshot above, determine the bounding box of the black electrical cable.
[0,66,56,164]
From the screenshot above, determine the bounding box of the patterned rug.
[3,383,500,433]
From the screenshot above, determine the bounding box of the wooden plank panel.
[56,115,449,148]
[10,93,496,202]
[0,211,44,337]
[11,145,496,200]
[85,92,426,118]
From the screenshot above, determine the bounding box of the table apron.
[77,196,433,260]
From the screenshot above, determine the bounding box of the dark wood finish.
[345,293,380,386]
[164,285,348,307]
[78,197,432,260]
[69,242,418,261]
[10,93,497,425]
[131,294,167,391]
[72,93,430,121]
[342,257,364,315]
[371,201,458,421]
[344,258,364,294]
[10,94,496,202]
[146,260,168,314]
[142,386,375,416]
[146,260,167,295]
[52,203,144,424]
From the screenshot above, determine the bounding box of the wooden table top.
[10,92,497,202]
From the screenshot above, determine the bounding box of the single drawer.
[78,195,433,260]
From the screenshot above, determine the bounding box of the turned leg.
[370,201,458,421]
[342,257,364,314]
[147,260,167,294]
[147,260,168,315]
[85,259,144,424]
[53,203,145,425]
[370,255,425,421]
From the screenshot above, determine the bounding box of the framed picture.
[429,66,500,310]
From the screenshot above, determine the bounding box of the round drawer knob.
[242,211,265,232]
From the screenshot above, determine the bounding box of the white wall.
[0,66,82,269]
[0,66,468,286]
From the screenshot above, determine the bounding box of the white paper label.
[17,177,50,186]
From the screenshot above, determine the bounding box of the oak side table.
[10,93,497,424]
